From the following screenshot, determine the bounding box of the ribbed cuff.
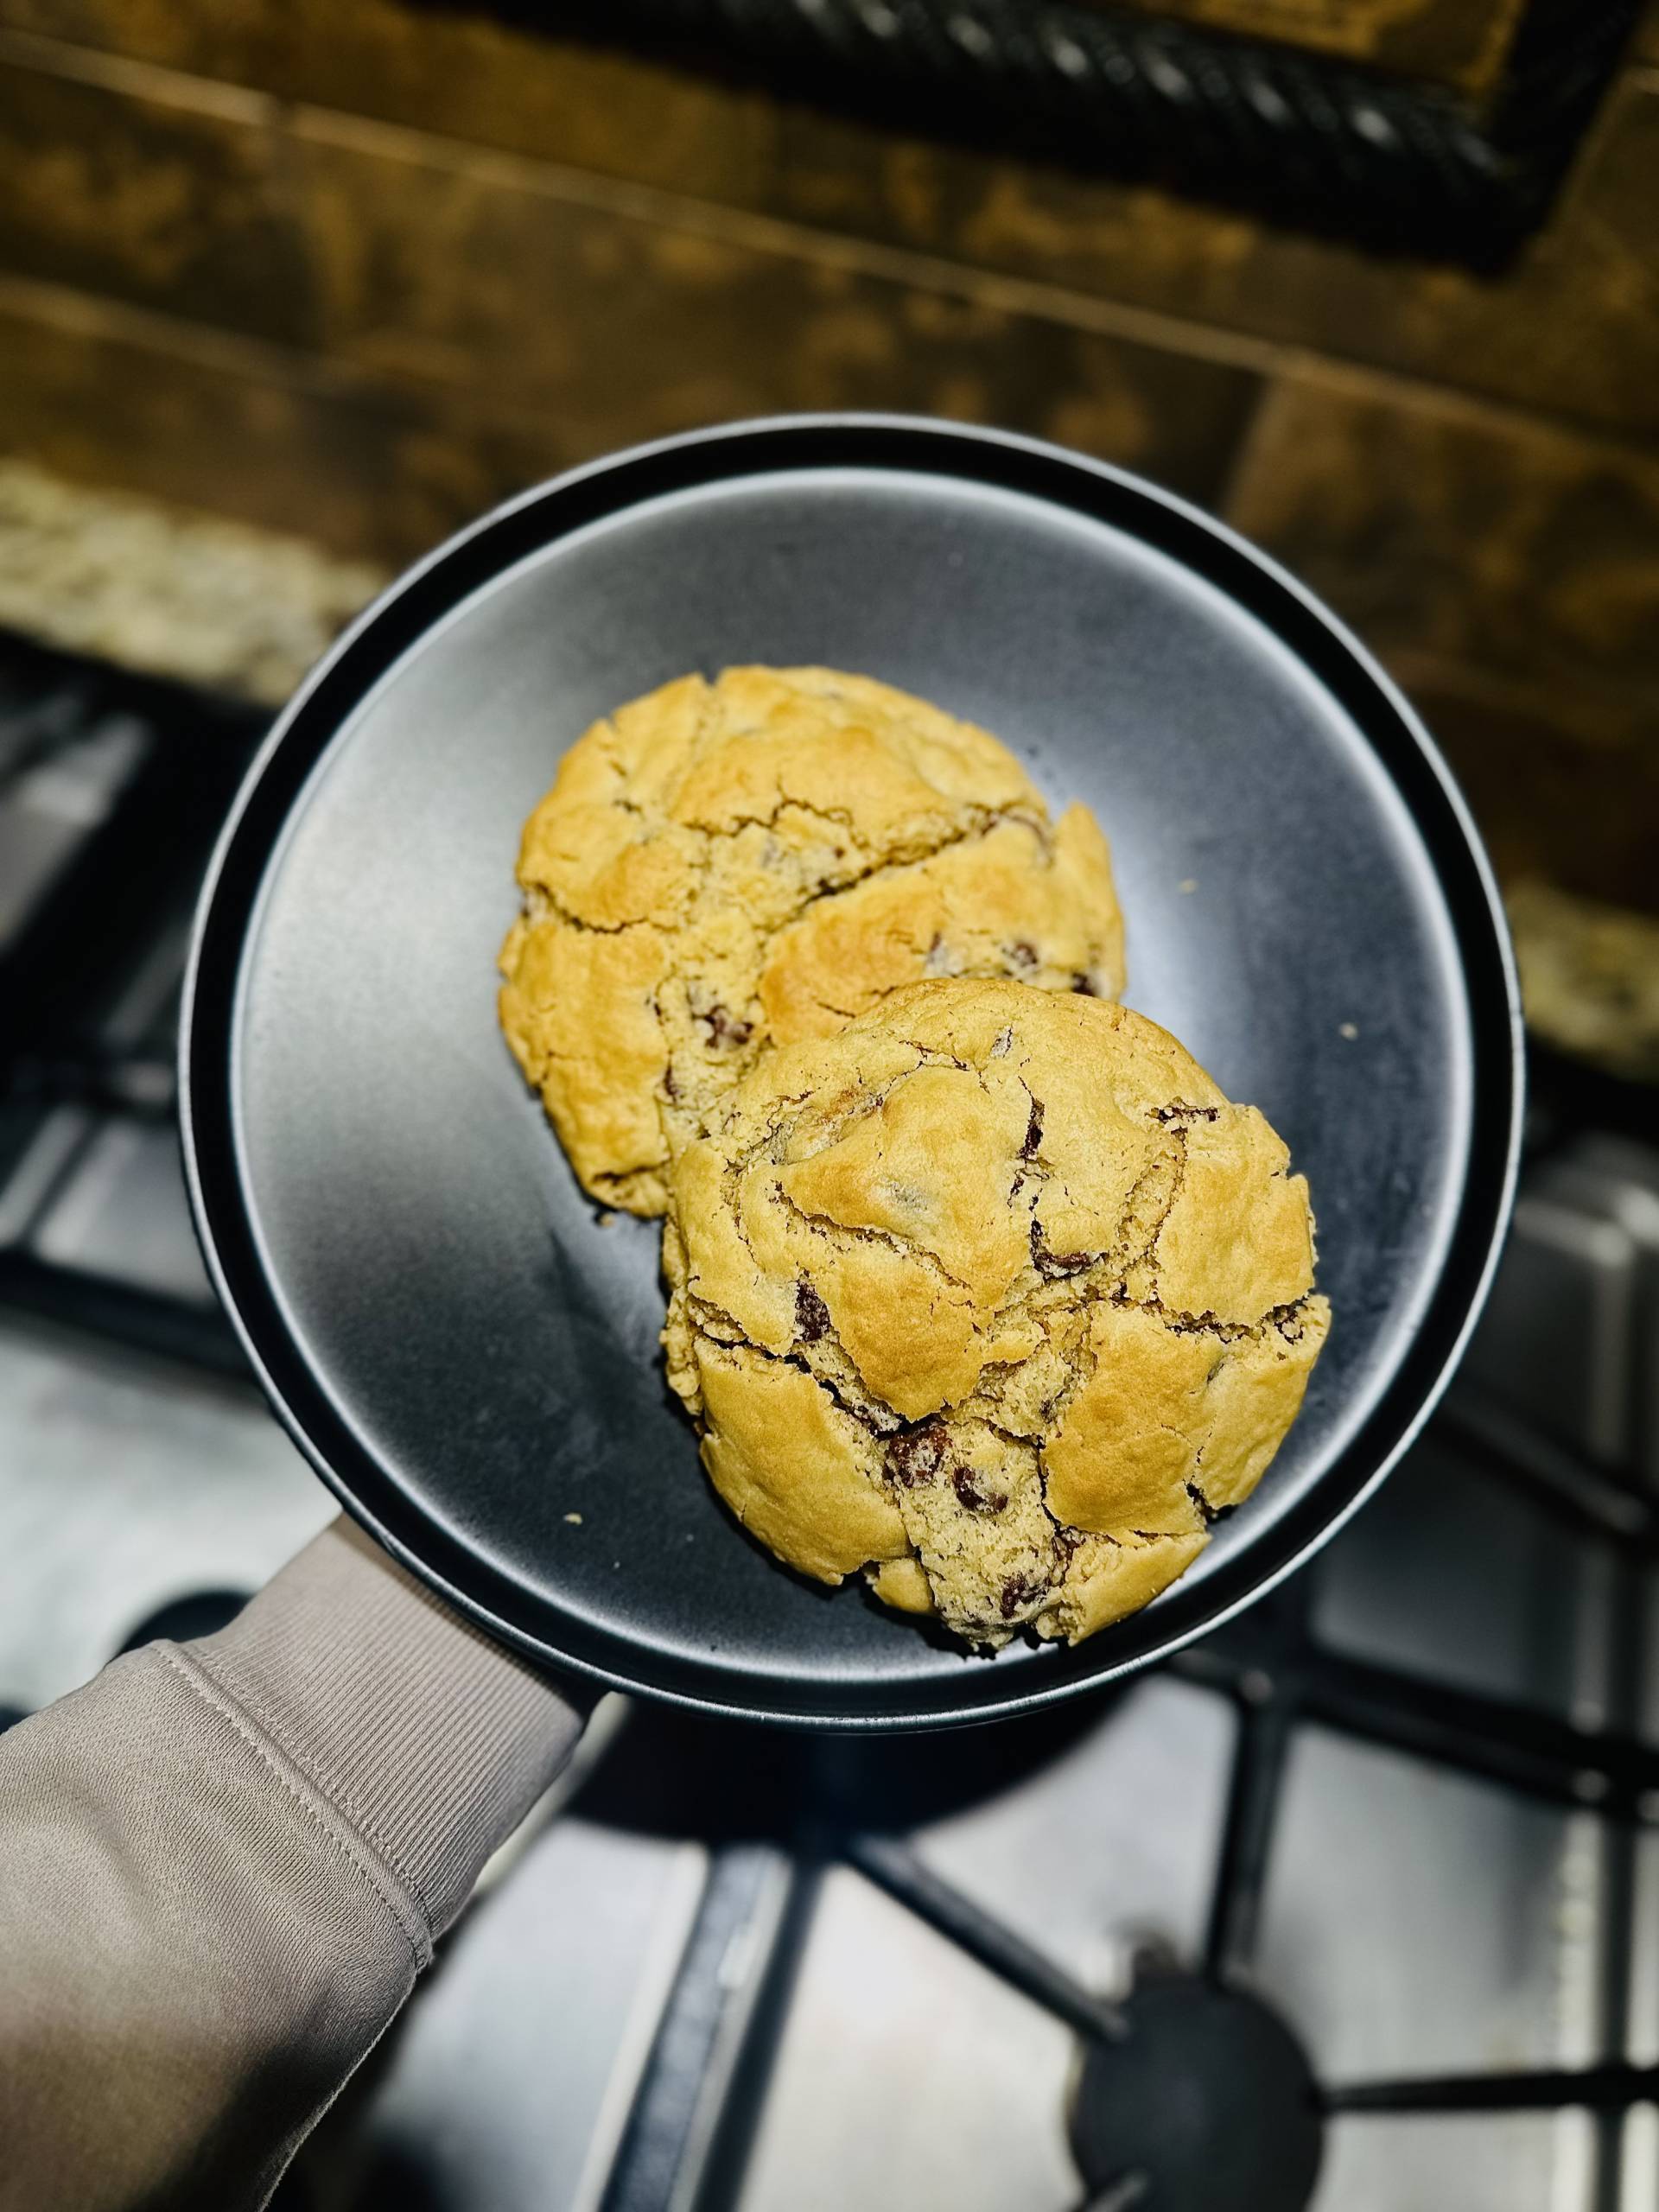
[186,1517,589,1938]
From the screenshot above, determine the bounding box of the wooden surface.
[0,10,1654,442]
[1226,379,1659,703]
[0,1,1654,910]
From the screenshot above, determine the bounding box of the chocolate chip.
[1020,1097,1044,1160]
[1030,1219,1094,1281]
[1008,939,1039,970]
[1000,1573,1039,1619]
[887,1421,948,1488]
[1071,973,1096,996]
[951,1466,1007,1515]
[702,1003,753,1048]
[662,1065,679,1100]
[795,1280,831,1344]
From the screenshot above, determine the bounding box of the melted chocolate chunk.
[1007,939,1039,970]
[1020,1097,1044,1160]
[1071,973,1096,996]
[702,1003,753,1048]
[887,1421,948,1489]
[661,1065,678,1100]
[795,1280,831,1344]
[951,1467,1008,1515]
[1030,1219,1095,1281]
[1000,1573,1039,1619]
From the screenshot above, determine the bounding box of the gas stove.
[2,627,1656,2211]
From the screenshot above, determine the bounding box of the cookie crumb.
[1178,878,1198,894]
[564,1511,583,1525]
[1338,1021,1358,1040]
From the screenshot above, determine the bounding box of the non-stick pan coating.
[181,417,1521,1728]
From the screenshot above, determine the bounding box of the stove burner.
[1069,1978,1322,2212]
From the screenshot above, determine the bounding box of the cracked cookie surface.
[661,977,1328,1648]
[499,666,1124,1214]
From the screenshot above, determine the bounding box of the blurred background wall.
[0,0,1653,968]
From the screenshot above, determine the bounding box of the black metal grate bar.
[1204,1691,1295,1986]
[1437,1383,1659,1552]
[1326,2059,1659,2117]
[687,1856,824,2212]
[0,1253,247,1377]
[600,1845,789,2212]
[1300,1650,1659,1826]
[845,1831,1127,2044]
[0,628,264,1371]
[1173,1624,1659,1826]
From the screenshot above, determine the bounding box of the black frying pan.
[180,416,1522,1730]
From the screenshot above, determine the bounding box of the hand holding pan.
[181,417,1521,1732]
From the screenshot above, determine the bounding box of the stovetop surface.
[2,627,1656,2212]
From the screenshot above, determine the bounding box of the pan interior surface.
[200,426,1515,1725]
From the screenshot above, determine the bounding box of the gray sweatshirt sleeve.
[0,1516,588,2212]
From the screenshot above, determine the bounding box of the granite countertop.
[1508,879,1659,1087]
[0,461,385,708]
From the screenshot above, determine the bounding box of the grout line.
[0,266,557,454]
[279,96,1287,381]
[0,23,278,126]
[0,266,391,394]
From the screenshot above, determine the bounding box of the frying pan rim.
[179,412,1523,1732]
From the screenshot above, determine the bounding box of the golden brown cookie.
[661,978,1328,1648]
[499,667,1124,1214]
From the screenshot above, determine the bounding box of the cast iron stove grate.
[585,1485,1659,2212]
[3,626,1656,2209]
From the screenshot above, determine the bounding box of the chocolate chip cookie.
[499,667,1124,1214]
[661,977,1328,1647]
